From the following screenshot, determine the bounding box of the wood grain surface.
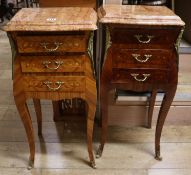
[97,4,185,162]
[5,7,97,169]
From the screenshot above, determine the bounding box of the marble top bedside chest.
[97,5,184,161]
[4,7,97,168]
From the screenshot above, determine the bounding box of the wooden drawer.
[112,69,169,84]
[111,28,179,49]
[16,35,87,53]
[112,49,172,69]
[20,55,85,73]
[23,76,85,92]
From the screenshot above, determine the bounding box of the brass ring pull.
[134,35,154,44]
[43,81,64,91]
[132,54,152,63]
[40,42,63,52]
[42,61,64,70]
[131,73,150,82]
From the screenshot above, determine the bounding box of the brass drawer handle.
[134,35,154,44]
[131,73,150,82]
[43,61,64,70]
[132,54,152,63]
[40,42,63,52]
[43,81,64,91]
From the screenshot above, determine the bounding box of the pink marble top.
[4,7,97,31]
[98,5,185,26]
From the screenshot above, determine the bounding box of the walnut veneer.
[5,7,97,169]
[97,5,185,161]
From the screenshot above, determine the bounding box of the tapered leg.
[33,99,42,136]
[148,90,157,129]
[96,86,109,159]
[85,77,97,168]
[14,94,35,169]
[155,87,177,160]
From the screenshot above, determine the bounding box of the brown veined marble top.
[98,5,185,26]
[4,7,97,31]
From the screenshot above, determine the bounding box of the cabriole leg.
[155,87,176,160]
[14,94,35,169]
[85,78,97,168]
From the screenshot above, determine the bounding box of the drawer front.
[17,35,86,53]
[23,76,85,92]
[112,69,169,84]
[112,49,172,69]
[21,55,85,73]
[111,28,179,49]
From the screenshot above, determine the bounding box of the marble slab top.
[98,5,185,26]
[4,7,97,32]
